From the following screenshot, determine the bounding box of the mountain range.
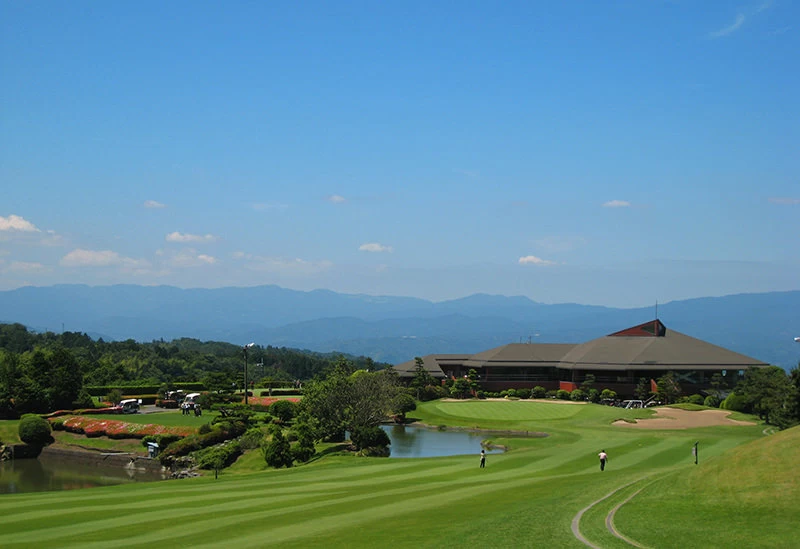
[1,284,798,369]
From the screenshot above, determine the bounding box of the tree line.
[0,322,388,418]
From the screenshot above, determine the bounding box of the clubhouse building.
[394,320,769,397]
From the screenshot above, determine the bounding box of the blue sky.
[1,1,798,307]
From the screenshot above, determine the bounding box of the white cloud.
[168,249,218,267]
[709,13,746,38]
[165,231,218,243]
[768,197,800,205]
[0,214,40,232]
[327,195,347,204]
[60,249,149,269]
[359,242,393,253]
[144,200,166,209]
[518,255,556,266]
[757,1,773,14]
[602,200,631,208]
[6,261,48,274]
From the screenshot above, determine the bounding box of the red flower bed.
[247,396,300,408]
[51,416,195,439]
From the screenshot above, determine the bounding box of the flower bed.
[247,397,300,408]
[50,416,195,439]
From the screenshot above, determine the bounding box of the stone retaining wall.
[39,446,166,475]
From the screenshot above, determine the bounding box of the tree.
[270,399,297,423]
[106,388,123,406]
[450,377,472,399]
[391,393,416,422]
[734,366,797,428]
[634,378,651,401]
[302,358,401,442]
[655,372,682,404]
[262,427,293,468]
[410,357,436,400]
[580,374,596,393]
[350,426,390,452]
[47,348,83,410]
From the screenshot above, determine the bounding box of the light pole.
[243,342,255,405]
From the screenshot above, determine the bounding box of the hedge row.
[85,383,205,397]
[120,394,158,405]
[158,420,248,464]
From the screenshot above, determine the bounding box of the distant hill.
[1,284,798,368]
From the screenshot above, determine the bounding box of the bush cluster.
[195,440,242,470]
[350,426,390,451]
[19,415,52,446]
[158,420,247,465]
[721,393,748,412]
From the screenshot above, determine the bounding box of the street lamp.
[243,342,255,405]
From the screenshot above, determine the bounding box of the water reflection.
[381,425,504,458]
[0,455,164,494]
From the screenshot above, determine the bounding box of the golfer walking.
[598,450,608,471]
[479,449,486,468]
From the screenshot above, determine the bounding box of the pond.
[1,426,505,494]
[0,454,165,494]
[381,424,505,458]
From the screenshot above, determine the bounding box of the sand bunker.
[613,407,755,429]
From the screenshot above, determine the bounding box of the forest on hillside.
[0,322,387,417]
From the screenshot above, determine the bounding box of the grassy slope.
[0,402,782,548]
[613,425,800,549]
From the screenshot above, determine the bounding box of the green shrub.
[158,421,245,464]
[686,394,705,405]
[350,426,390,451]
[292,442,315,463]
[421,385,448,401]
[239,427,264,450]
[587,388,600,403]
[50,418,65,431]
[391,393,416,421]
[721,393,748,412]
[196,440,242,470]
[570,389,586,402]
[105,389,123,406]
[531,386,547,399]
[198,422,213,435]
[19,415,52,446]
[262,430,293,468]
[556,389,570,400]
[704,395,721,408]
[600,389,618,401]
[270,400,297,423]
[71,389,95,409]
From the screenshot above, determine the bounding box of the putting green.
[431,399,585,421]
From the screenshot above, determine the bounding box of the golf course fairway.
[1,400,796,548]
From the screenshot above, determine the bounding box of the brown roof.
[394,354,468,378]
[558,327,769,371]
[462,343,576,368]
[393,320,770,376]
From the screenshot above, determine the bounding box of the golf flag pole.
[693,441,698,465]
